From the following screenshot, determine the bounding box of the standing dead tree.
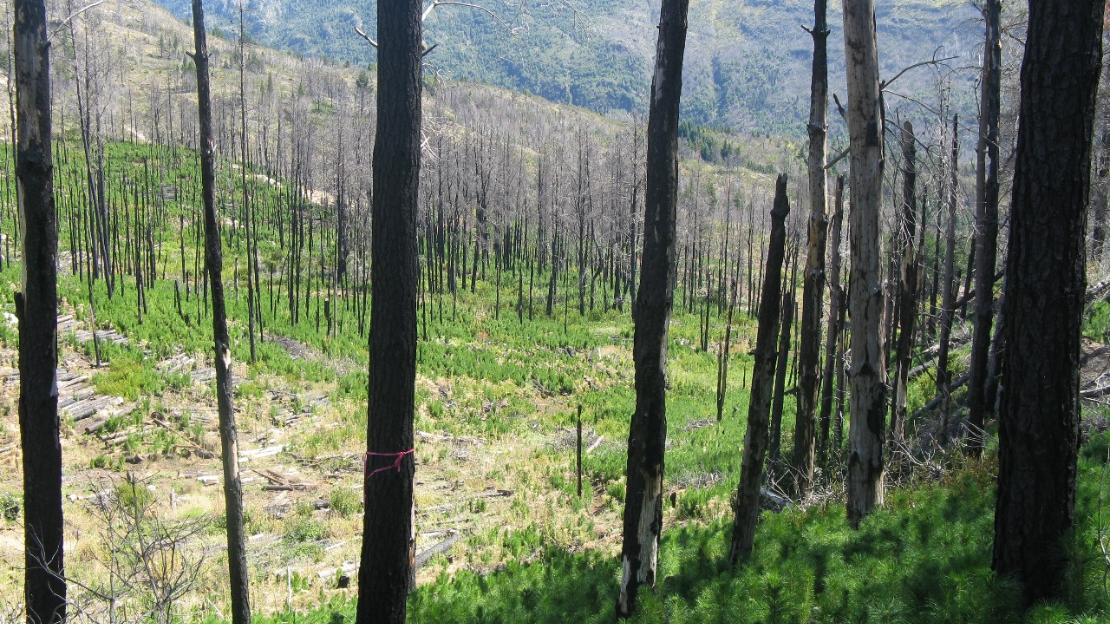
[993,0,1103,607]
[15,0,66,621]
[792,0,830,498]
[729,175,790,564]
[842,0,887,528]
[190,2,252,623]
[356,0,422,623]
[617,0,691,617]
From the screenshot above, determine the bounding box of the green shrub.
[329,487,361,518]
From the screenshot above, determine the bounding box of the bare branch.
[881,51,958,90]
[50,0,106,38]
[354,26,378,48]
[424,0,509,26]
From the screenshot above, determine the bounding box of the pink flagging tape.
[363,448,414,478]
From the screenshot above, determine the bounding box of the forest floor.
[0,296,663,616]
[1,292,1109,623]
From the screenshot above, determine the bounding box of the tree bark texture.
[792,0,829,498]
[15,0,65,621]
[729,175,790,565]
[617,0,690,616]
[191,4,251,623]
[967,0,1001,455]
[992,0,1103,606]
[890,121,919,443]
[842,0,887,529]
[356,1,422,623]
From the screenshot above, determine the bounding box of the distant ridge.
[150,0,984,134]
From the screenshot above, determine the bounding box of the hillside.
[4,0,1109,623]
[150,0,985,134]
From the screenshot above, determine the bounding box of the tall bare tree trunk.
[793,0,829,497]
[890,121,920,444]
[842,0,887,529]
[191,4,251,623]
[15,0,65,621]
[818,175,845,465]
[729,175,790,564]
[993,0,1103,606]
[617,0,690,616]
[239,2,257,364]
[968,0,1001,456]
[356,1,422,622]
[936,115,959,444]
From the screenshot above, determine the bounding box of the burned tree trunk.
[356,1,422,623]
[842,0,887,529]
[15,0,65,621]
[936,115,959,444]
[191,3,251,623]
[967,0,1001,456]
[617,0,690,617]
[792,0,830,498]
[818,175,845,465]
[890,121,920,443]
[191,3,251,622]
[993,0,1103,606]
[729,175,790,564]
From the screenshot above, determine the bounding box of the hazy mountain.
[154,0,984,134]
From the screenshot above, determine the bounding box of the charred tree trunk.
[843,0,887,529]
[890,121,920,444]
[792,0,829,498]
[967,0,1001,456]
[15,0,65,620]
[616,0,690,616]
[818,175,845,465]
[936,115,959,444]
[191,3,251,623]
[993,0,1102,606]
[356,1,422,622]
[729,174,790,564]
[769,284,795,472]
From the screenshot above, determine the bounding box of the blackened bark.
[936,115,959,443]
[729,174,790,564]
[769,275,795,470]
[15,0,65,621]
[993,0,1103,606]
[191,4,251,623]
[356,1,422,623]
[968,0,1001,455]
[792,0,829,498]
[843,0,887,528]
[890,122,920,443]
[818,175,845,466]
[617,0,690,617]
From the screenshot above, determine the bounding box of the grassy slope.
[0,137,1107,623]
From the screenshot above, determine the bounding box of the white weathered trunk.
[842,0,886,528]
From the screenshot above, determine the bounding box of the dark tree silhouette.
[792,0,829,499]
[356,0,422,622]
[191,2,252,622]
[617,0,690,617]
[992,0,1103,606]
[15,0,65,621]
[730,175,790,564]
[967,0,1001,455]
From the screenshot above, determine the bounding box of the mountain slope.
[151,0,983,133]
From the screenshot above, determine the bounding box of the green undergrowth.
[244,455,1110,624]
